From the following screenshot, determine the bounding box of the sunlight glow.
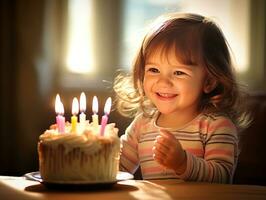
[66,0,94,74]
[180,0,250,72]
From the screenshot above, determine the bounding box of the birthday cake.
[37,123,120,183]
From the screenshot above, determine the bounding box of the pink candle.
[55,94,65,133]
[100,97,112,136]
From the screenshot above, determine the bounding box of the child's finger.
[155,136,171,151]
[158,130,177,147]
[152,144,168,157]
[153,147,166,163]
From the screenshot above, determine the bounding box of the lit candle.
[71,97,79,133]
[55,94,65,133]
[92,96,99,128]
[100,97,112,136]
[79,92,86,123]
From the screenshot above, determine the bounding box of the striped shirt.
[119,112,238,183]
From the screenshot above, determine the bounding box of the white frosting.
[39,123,119,155]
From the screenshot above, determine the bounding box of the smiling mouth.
[156,92,177,99]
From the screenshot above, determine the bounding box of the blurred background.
[0,0,265,176]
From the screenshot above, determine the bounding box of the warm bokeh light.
[66,0,94,74]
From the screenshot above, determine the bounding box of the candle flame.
[80,92,86,112]
[72,97,79,115]
[59,102,64,115]
[92,96,98,114]
[104,97,112,115]
[55,94,64,115]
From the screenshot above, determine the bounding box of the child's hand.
[152,129,187,174]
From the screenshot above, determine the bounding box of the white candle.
[79,92,86,123]
[100,97,112,136]
[55,94,65,133]
[92,96,99,128]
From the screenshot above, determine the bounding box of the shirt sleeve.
[119,115,142,174]
[179,116,238,183]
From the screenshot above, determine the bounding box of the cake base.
[38,139,120,182]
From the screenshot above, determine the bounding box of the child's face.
[143,46,208,117]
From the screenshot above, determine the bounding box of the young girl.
[114,13,249,183]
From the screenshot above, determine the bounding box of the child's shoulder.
[199,113,237,134]
[200,113,234,124]
[127,113,154,132]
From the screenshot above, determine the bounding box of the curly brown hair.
[114,13,250,130]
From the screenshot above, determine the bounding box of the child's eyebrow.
[145,61,194,71]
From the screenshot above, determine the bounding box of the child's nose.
[157,75,173,87]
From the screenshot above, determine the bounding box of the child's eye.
[147,67,159,73]
[174,71,185,76]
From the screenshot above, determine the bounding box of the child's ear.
[203,77,217,94]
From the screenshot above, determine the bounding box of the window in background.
[66,0,94,74]
[60,0,120,89]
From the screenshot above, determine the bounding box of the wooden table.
[1,176,266,200]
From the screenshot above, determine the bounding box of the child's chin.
[157,108,177,115]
